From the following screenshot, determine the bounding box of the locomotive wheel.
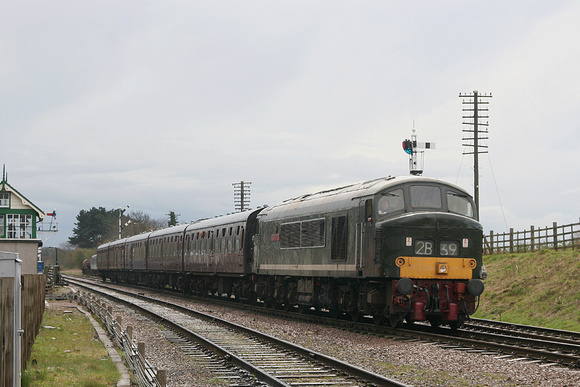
[449,314,465,331]
[298,304,310,314]
[329,307,342,319]
[428,316,442,328]
[349,309,362,322]
[373,314,386,326]
[389,314,404,328]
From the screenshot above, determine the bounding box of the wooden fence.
[77,292,166,387]
[484,221,580,255]
[0,274,45,387]
[1,276,15,387]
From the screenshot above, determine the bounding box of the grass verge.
[473,249,580,332]
[22,300,120,387]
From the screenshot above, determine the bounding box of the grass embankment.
[22,300,120,386]
[473,249,580,332]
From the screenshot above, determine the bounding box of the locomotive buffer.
[402,129,435,175]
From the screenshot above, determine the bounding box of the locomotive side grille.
[280,222,300,248]
[280,219,325,249]
[374,228,383,264]
[301,219,325,247]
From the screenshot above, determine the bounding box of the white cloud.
[1,1,578,246]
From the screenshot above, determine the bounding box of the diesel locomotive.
[96,176,485,328]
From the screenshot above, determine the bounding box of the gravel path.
[84,289,580,387]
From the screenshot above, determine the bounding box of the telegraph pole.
[118,205,130,239]
[233,181,251,211]
[459,90,492,220]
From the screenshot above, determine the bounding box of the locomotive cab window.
[447,191,475,217]
[410,185,442,209]
[378,189,404,215]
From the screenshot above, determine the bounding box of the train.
[95,176,486,328]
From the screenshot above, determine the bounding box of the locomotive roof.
[257,175,470,220]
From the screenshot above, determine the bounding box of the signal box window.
[6,214,32,239]
[0,192,9,207]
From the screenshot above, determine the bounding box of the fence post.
[509,228,514,253]
[553,222,558,251]
[490,231,494,254]
[530,225,535,252]
[157,369,167,387]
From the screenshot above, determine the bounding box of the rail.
[484,221,579,254]
[76,292,166,387]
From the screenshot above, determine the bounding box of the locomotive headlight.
[437,263,448,274]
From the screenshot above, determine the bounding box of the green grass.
[22,302,120,386]
[473,249,580,332]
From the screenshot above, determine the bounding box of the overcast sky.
[2,1,579,248]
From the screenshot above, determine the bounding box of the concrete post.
[0,251,23,387]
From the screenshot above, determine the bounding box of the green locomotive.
[252,176,485,328]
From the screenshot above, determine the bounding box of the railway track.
[65,276,409,387]
[402,322,580,368]
[67,275,580,371]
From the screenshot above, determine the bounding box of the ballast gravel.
[88,289,580,387]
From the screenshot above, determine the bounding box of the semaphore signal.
[402,128,435,176]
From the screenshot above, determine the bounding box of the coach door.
[355,198,374,273]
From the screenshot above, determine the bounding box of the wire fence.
[76,292,166,387]
[484,221,580,255]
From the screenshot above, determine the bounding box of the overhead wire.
[486,152,509,231]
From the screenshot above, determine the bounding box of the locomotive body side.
[252,176,484,327]
[252,177,398,314]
